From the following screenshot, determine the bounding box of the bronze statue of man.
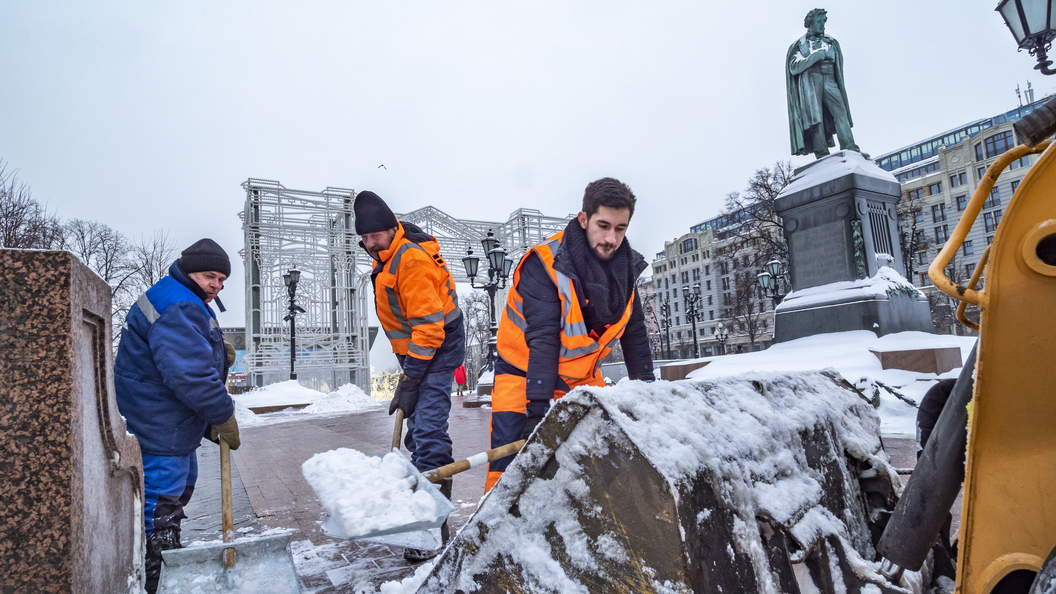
[786,8,860,159]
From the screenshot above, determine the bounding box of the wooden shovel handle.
[424,440,526,483]
[220,436,235,569]
[391,408,404,451]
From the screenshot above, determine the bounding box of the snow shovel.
[157,437,302,593]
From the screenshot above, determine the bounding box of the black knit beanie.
[178,238,231,277]
[354,191,398,235]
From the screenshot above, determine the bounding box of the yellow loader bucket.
[924,139,1056,593]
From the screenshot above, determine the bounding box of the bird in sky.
[378,164,386,169]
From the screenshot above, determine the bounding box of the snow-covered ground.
[683,330,976,436]
[232,381,384,427]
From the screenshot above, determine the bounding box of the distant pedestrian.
[454,364,467,396]
[114,238,240,594]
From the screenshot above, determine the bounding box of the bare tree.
[0,162,63,249]
[62,219,137,298]
[897,198,931,282]
[459,289,492,387]
[720,161,794,265]
[128,230,178,292]
[725,267,768,348]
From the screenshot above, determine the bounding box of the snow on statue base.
[411,372,927,594]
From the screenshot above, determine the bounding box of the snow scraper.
[157,437,301,593]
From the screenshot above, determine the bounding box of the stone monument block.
[0,250,145,593]
[870,346,962,375]
[773,151,934,342]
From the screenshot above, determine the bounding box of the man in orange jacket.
[356,191,464,560]
[487,178,654,492]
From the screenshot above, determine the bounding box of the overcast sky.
[3,1,1050,354]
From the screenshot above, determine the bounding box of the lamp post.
[757,259,792,306]
[716,323,730,356]
[282,269,305,380]
[682,283,702,359]
[659,300,672,359]
[997,0,1056,74]
[462,229,515,373]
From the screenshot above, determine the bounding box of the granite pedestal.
[774,151,934,342]
[0,250,145,593]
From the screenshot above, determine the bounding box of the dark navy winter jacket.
[114,263,233,456]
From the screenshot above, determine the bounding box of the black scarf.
[553,219,643,334]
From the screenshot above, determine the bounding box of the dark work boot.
[403,478,453,563]
[145,528,182,593]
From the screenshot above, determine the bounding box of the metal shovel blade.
[317,450,454,542]
[157,532,301,593]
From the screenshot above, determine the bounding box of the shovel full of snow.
[305,409,524,548]
[157,437,302,593]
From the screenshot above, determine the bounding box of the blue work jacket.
[114,263,233,456]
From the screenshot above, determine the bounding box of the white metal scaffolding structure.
[241,179,372,391]
[240,178,574,391]
[398,206,574,282]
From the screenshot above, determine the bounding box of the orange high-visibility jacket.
[371,223,461,370]
[487,231,635,491]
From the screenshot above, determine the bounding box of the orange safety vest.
[487,230,635,491]
[372,223,461,364]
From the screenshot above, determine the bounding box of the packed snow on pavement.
[232,381,383,427]
[685,330,976,436]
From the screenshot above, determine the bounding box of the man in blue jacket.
[114,238,240,593]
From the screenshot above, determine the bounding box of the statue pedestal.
[774,151,934,342]
[0,250,145,593]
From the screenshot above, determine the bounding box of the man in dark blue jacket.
[114,238,240,593]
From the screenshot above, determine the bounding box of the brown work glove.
[225,342,236,368]
[209,414,241,450]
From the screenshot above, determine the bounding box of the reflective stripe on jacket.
[372,222,461,377]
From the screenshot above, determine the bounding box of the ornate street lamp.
[462,229,514,373]
[283,269,306,380]
[659,300,672,359]
[682,283,703,359]
[757,259,792,306]
[716,323,730,356]
[997,0,1056,75]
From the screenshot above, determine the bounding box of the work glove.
[388,374,422,417]
[520,399,550,441]
[208,414,241,450]
[225,342,236,368]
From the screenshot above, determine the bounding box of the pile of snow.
[777,149,897,198]
[776,266,923,312]
[301,449,439,538]
[684,330,975,436]
[406,372,910,593]
[232,382,381,427]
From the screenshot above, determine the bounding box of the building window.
[914,230,926,245]
[1011,180,1020,194]
[723,293,731,305]
[985,130,1015,158]
[907,188,924,201]
[721,277,730,290]
[674,302,679,312]
[955,195,968,211]
[692,268,700,281]
[963,240,974,256]
[914,210,924,224]
[977,167,987,180]
[704,265,710,275]
[681,271,689,283]
[670,274,676,285]
[675,316,680,325]
[984,212,996,232]
[709,310,714,320]
[920,273,931,286]
[932,203,946,222]
[950,172,967,188]
[984,189,1001,209]
[975,144,984,161]
[705,280,712,290]
[916,251,927,265]
[1008,155,1030,170]
[707,295,713,305]
[965,263,976,277]
[934,225,949,242]
[986,235,994,245]
[928,182,943,195]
